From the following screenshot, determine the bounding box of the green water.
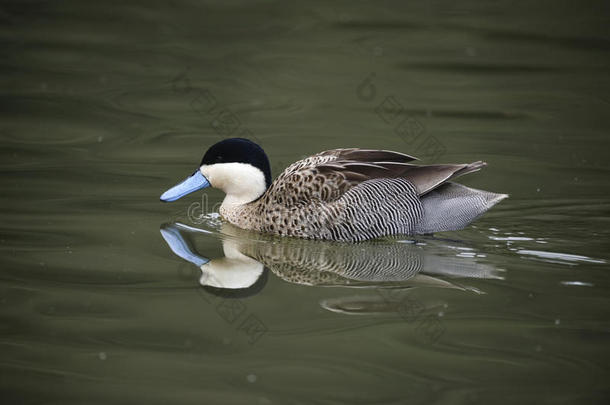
[1,1,609,404]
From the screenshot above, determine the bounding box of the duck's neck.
[220,194,259,211]
[219,200,263,231]
[218,190,266,231]
[199,163,268,230]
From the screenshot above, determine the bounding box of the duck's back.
[245,148,506,242]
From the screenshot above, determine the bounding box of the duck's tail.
[455,160,487,177]
[416,182,508,234]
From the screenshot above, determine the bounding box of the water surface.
[1,1,609,404]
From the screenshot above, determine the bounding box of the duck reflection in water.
[160,222,502,315]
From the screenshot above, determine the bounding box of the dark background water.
[1,1,609,404]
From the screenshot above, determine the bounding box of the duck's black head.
[201,138,272,189]
[160,137,272,203]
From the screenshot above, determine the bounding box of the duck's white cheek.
[200,163,267,201]
[232,169,265,192]
[200,165,220,188]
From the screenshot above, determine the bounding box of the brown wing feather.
[263,148,486,207]
[400,161,487,194]
[334,148,418,162]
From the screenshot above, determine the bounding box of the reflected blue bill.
[160,170,210,202]
[159,225,210,267]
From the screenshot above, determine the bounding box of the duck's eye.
[216,155,223,162]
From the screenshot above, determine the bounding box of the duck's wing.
[264,148,487,206]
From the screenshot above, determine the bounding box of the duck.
[160,138,507,242]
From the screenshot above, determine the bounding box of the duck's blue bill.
[160,171,210,202]
[160,225,210,267]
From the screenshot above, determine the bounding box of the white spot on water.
[489,236,533,241]
[398,239,416,244]
[518,250,606,264]
[446,245,474,251]
[247,374,257,383]
[457,252,476,258]
[560,281,594,287]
